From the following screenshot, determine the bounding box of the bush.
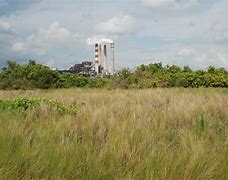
[0,98,81,114]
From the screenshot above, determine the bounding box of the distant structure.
[94,42,116,76]
[60,42,116,77]
[68,61,95,76]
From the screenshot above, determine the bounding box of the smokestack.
[95,43,99,74]
[110,43,115,76]
[98,44,102,66]
[103,44,107,74]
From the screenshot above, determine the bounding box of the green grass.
[0,88,227,179]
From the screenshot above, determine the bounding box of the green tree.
[6,60,17,70]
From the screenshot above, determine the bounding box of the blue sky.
[0,0,228,69]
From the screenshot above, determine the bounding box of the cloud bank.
[0,0,227,69]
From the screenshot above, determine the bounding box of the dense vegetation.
[0,60,227,89]
[0,89,227,179]
[0,60,107,89]
[116,63,228,88]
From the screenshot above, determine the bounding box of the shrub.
[0,98,81,114]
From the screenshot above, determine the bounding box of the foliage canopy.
[0,60,227,89]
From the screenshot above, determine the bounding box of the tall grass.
[0,88,227,179]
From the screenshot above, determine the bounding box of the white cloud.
[12,42,26,52]
[138,44,228,69]
[137,0,228,46]
[96,15,135,34]
[0,20,16,45]
[142,0,199,9]
[12,21,84,55]
[28,21,82,48]
[176,0,199,9]
[142,0,175,8]
[215,51,228,68]
[177,48,193,56]
[0,20,10,30]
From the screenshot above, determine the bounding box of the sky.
[0,0,228,70]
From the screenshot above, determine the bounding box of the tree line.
[116,63,228,88]
[0,60,107,89]
[0,60,227,90]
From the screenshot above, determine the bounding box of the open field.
[0,88,227,179]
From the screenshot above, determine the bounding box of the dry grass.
[0,88,227,179]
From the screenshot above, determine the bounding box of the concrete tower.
[95,43,99,74]
[110,43,115,76]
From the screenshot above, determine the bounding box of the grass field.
[0,88,227,179]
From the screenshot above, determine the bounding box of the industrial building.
[68,61,95,76]
[61,42,116,77]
